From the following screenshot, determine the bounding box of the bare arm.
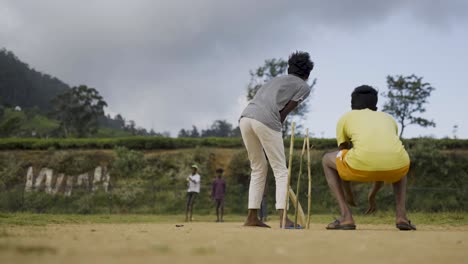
[369,181,384,197]
[279,100,299,124]
[366,181,384,214]
[189,176,199,184]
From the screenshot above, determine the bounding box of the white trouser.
[240,117,288,210]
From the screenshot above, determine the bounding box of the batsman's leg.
[240,118,270,228]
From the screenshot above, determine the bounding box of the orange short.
[336,150,410,183]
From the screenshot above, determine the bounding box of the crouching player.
[322,85,416,231]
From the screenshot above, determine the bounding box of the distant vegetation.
[0,49,69,112]
[0,142,466,214]
[0,48,166,138]
[0,136,467,151]
[382,74,436,138]
[0,45,465,218]
[0,48,444,141]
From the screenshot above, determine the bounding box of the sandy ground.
[1,222,467,264]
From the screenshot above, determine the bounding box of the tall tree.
[382,75,436,138]
[247,58,316,137]
[51,85,107,137]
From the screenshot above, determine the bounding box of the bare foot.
[278,209,297,228]
[244,218,271,228]
[365,194,377,214]
[244,209,271,228]
[282,218,296,228]
[395,217,411,225]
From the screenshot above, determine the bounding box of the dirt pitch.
[1,221,467,264]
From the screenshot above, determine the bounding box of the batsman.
[239,51,314,228]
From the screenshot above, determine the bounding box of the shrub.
[1,141,467,214]
[111,147,146,178]
[0,154,25,189]
[1,137,467,151]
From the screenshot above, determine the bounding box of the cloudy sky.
[1,0,467,138]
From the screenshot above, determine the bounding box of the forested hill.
[0,48,70,112]
[0,48,164,138]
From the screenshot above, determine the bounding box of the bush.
[111,147,146,178]
[0,154,25,189]
[1,137,468,151]
[0,186,24,212]
[1,141,467,214]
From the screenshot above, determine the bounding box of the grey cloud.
[1,0,467,134]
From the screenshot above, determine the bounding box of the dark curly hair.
[351,85,378,111]
[287,51,314,80]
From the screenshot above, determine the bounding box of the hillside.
[0,49,70,112]
[0,48,149,137]
[0,142,466,214]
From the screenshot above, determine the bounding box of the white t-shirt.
[187,174,201,193]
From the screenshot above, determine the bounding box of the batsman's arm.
[279,100,299,124]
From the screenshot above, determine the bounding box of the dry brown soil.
[1,222,467,264]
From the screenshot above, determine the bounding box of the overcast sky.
[1,0,467,138]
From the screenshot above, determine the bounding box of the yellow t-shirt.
[336,109,410,171]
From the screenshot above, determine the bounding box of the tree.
[0,108,24,137]
[124,120,137,135]
[201,120,233,137]
[382,75,436,138]
[179,120,241,138]
[114,114,125,129]
[452,124,458,139]
[0,48,69,113]
[247,58,316,137]
[231,126,241,137]
[51,85,108,137]
[177,126,200,138]
[178,129,190,138]
[190,125,200,138]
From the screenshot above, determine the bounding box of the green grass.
[0,212,466,226]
